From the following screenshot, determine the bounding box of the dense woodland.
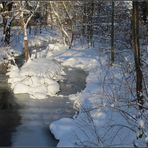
[0,0,148,147]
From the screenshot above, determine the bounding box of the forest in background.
[0,1,148,147]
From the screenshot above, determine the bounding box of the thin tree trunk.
[2,2,7,35]
[82,2,87,37]
[4,22,11,44]
[62,1,73,48]
[24,28,30,62]
[50,2,70,46]
[111,0,115,64]
[48,2,53,28]
[2,2,13,45]
[2,3,8,43]
[87,1,94,47]
[20,12,30,62]
[132,2,143,109]
[18,1,39,62]
[2,16,7,37]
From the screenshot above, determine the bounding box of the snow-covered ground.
[3,26,148,147]
[5,28,67,99]
[49,44,148,147]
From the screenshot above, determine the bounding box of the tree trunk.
[2,2,7,36]
[20,12,30,62]
[4,23,11,44]
[24,31,30,62]
[87,1,94,47]
[132,2,143,109]
[82,2,87,37]
[111,0,115,64]
[2,2,13,45]
[2,16,7,36]
[48,2,53,28]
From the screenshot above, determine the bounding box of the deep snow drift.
[5,28,68,99]
[7,58,65,99]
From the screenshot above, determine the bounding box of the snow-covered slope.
[49,45,148,147]
[7,58,65,99]
[5,27,147,147]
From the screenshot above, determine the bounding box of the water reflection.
[59,67,88,95]
[0,88,21,146]
[0,67,87,146]
[12,94,74,146]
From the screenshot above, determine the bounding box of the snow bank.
[53,47,99,71]
[50,45,148,147]
[7,58,65,99]
[50,67,137,147]
[46,43,68,57]
[31,42,68,59]
[29,35,51,48]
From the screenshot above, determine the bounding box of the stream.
[0,67,87,147]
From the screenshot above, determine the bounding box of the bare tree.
[16,1,39,62]
[111,0,115,64]
[50,1,71,46]
[132,1,143,109]
[1,1,13,44]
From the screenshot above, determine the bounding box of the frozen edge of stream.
[0,65,88,147]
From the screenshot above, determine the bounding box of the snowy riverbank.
[4,30,147,147]
[7,58,65,99]
[50,45,148,147]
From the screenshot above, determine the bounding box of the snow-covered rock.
[7,58,64,99]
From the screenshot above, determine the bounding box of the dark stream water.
[0,67,87,147]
